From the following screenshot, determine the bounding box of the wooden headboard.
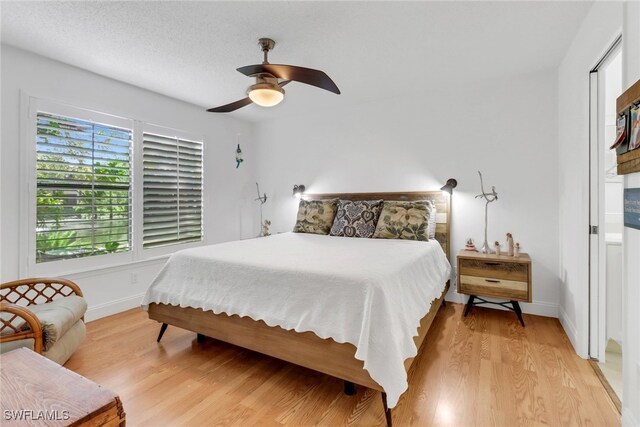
[301,191,452,260]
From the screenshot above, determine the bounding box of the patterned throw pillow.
[293,199,338,235]
[373,201,431,241]
[427,200,437,240]
[329,200,384,238]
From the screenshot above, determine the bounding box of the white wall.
[605,241,623,345]
[556,1,623,358]
[0,45,258,320]
[254,70,560,317]
[621,2,640,425]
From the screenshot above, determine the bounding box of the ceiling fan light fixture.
[207,37,340,113]
[248,82,285,107]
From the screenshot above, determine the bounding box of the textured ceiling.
[1,1,592,122]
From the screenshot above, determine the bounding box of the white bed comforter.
[142,232,451,407]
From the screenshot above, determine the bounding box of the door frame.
[588,36,622,362]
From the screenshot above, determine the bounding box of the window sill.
[25,240,206,279]
[30,254,171,279]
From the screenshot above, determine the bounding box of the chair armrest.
[0,302,43,354]
[1,278,83,307]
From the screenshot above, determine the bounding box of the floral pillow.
[373,201,431,241]
[329,200,384,238]
[293,199,338,235]
[426,200,437,240]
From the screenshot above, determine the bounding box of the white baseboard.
[85,292,145,322]
[559,305,586,358]
[445,291,558,318]
[521,300,558,318]
[445,291,466,304]
[622,409,639,427]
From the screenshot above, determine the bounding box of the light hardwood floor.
[65,303,620,426]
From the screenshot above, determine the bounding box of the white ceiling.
[1,1,592,122]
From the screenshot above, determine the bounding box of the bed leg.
[197,333,206,343]
[157,323,168,343]
[381,392,392,427]
[441,299,447,307]
[344,381,356,395]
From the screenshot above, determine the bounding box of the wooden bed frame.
[148,191,451,426]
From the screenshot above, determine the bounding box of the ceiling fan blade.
[207,97,253,113]
[237,64,340,94]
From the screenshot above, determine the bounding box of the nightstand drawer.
[458,258,528,282]
[458,275,529,300]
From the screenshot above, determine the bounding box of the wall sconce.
[440,178,458,195]
[292,184,306,198]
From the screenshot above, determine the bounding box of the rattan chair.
[0,278,87,364]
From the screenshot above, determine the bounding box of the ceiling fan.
[207,38,341,113]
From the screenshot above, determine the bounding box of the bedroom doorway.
[588,36,622,408]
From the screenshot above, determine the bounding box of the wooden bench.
[0,348,125,426]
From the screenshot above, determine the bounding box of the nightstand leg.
[464,295,476,316]
[511,301,525,327]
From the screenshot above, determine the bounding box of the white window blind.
[142,132,203,248]
[36,112,132,263]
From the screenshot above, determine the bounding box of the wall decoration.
[254,182,268,236]
[236,143,244,168]
[261,220,272,237]
[475,170,499,254]
[624,188,640,231]
[506,233,514,256]
[610,115,627,150]
[615,79,640,174]
[629,105,640,151]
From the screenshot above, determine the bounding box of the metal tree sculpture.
[255,182,268,236]
[475,171,498,254]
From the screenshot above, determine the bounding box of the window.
[25,99,205,275]
[36,112,132,263]
[142,132,203,248]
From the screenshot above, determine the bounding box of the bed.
[143,191,451,426]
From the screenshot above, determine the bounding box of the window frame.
[21,96,205,276]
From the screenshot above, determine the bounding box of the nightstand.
[457,250,532,326]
